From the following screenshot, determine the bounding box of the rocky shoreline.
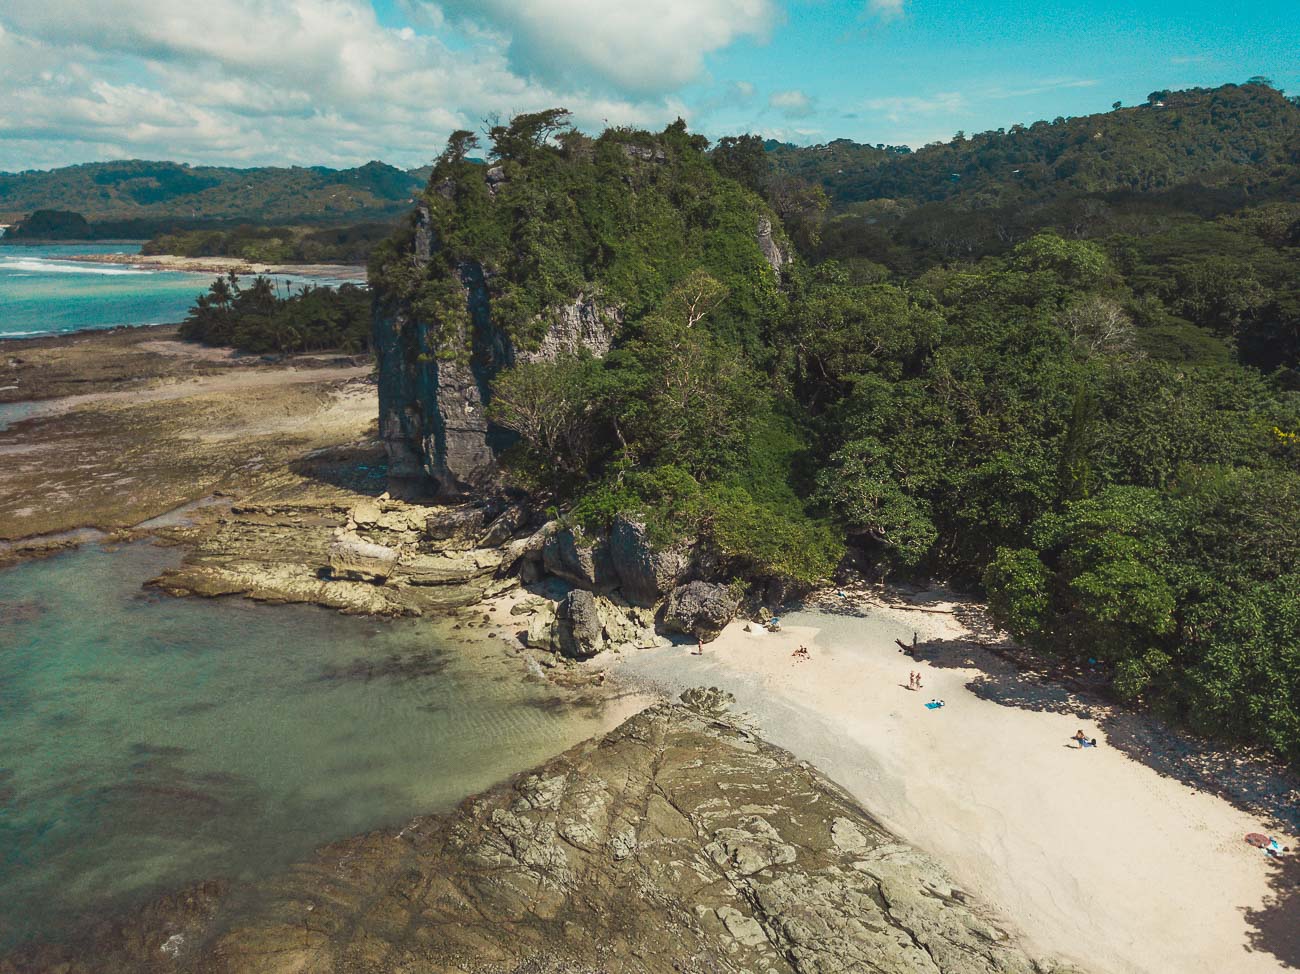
[0,696,1086,974]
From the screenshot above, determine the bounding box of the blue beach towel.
[925,701,944,710]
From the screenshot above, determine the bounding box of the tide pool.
[0,245,346,338]
[0,542,621,949]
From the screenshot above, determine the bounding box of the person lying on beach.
[792,645,810,659]
[1073,730,1098,748]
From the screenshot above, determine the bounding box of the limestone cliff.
[374,224,621,499]
[1,698,1087,974]
[370,116,790,501]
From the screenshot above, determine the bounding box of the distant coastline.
[57,252,368,281]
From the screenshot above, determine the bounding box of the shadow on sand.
[1244,852,1300,969]
[287,441,388,497]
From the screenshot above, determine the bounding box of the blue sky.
[0,0,1296,170]
[689,0,1299,145]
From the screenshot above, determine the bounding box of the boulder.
[542,527,614,591]
[477,505,527,548]
[524,601,560,653]
[609,516,690,607]
[327,534,399,583]
[424,505,487,545]
[556,589,604,659]
[503,519,559,568]
[595,595,669,651]
[662,581,740,642]
[518,556,542,585]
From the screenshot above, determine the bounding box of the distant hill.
[0,159,425,224]
[768,82,1300,209]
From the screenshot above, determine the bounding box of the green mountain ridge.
[0,158,425,223]
[768,81,1300,208]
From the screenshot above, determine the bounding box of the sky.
[0,0,1296,172]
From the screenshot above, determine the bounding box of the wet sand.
[0,326,376,556]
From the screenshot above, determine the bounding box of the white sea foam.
[0,257,151,276]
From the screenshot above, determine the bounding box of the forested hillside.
[0,159,422,224]
[769,81,1299,207]
[374,88,1300,763]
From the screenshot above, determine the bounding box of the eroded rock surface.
[0,701,1085,974]
[663,580,741,642]
[610,515,691,607]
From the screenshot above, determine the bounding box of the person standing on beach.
[693,637,704,656]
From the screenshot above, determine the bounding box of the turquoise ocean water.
[0,244,344,338]
[0,543,617,949]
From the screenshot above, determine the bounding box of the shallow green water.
[0,543,614,949]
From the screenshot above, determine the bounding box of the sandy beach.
[59,252,368,280]
[607,591,1300,974]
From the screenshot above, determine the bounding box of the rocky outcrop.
[374,215,621,500]
[153,498,511,617]
[757,214,788,278]
[523,591,664,657]
[610,516,691,607]
[663,580,741,641]
[556,588,603,659]
[2,701,1087,974]
[518,295,621,364]
[542,526,615,591]
[327,532,399,582]
[423,504,488,547]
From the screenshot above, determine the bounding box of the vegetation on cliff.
[181,273,369,354]
[372,110,839,585]
[375,85,1300,762]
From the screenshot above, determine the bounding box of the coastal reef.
[0,698,1085,974]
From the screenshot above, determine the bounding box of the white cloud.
[0,0,719,170]
[769,88,815,118]
[864,91,966,123]
[984,78,1099,99]
[866,0,906,21]
[428,0,777,95]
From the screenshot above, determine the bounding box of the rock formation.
[0,700,1086,974]
[373,222,622,500]
[663,580,742,641]
[609,516,691,607]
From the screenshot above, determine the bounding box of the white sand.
[607,596,1298,974]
